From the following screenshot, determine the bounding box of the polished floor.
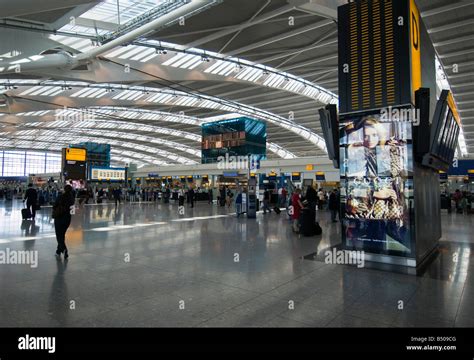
[0,198,473,327]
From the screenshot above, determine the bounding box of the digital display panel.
[65,148,86,161]
[201,117,266,164]
[340,112,414,256]
[291,172,301,181]
[90,167,125,181]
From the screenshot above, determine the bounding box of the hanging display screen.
[339,112,414,256]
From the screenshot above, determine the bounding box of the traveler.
[208,188,213,204]
[188,186,195,208]
[178,187,185,206]
[305,185,318,214]
[329,188,340,222]
[226,188,234,208]
[23,183,38,220]
[97,188,105,204]
[318,188,325,210]
[281,187,287,207]
[263,188,271,214]
[52,185,75,259]
[291,188,303,232]
[113,187,121,206]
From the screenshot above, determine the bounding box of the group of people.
[450,189,473,214]
[288,186,340,233]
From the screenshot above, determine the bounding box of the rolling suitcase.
[21,208,32,220]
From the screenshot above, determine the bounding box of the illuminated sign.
[291,172,301,181]
[65,148,86,161]
[316,172,326,181]
[91,167,125,181]
[306,164,314,171]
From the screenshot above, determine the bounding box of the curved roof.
[0,0,472,165]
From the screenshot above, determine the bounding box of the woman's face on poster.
[363,125,379,148]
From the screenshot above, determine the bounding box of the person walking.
[113,187,121,206]
[291,188,303,232]
[305,185,318,215]
[281,187,287,208]
[329,188,340,222]
[188,186,195,208]
[23,183,38,220]
[263,188,271,214]
[52,185,75,259]
[208,188,213,204]
[317,188,325,210]
[219,186,226,207]
[226,188,234,208]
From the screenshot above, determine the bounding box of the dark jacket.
[52,192,75,219]
[24,188,37,203]
[328,191,339,211]
[305,187,318,203]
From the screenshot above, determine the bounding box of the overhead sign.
[316,172,326,181]
[469,170,474,180]
[291,172,301,181]
[91,167,125,181]
[306,164,314,171]
[65,148,86,162]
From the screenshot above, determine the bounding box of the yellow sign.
[250,173,256,177]
[316,171,325,175]
[65,148,86,161]
[292,172,300,176]
[468,170,474,174]
[306,164,314,171]
[410,0,421,102]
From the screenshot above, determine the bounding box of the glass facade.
[0,150,61,176]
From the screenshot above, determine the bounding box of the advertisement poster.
[340,113,414,256]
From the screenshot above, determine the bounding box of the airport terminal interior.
[0,0,474,328]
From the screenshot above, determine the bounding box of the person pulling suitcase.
[23,183,37,220]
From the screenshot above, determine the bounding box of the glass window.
[25,151,46,175]
[46,153,61,173]
[0,150,62,176]
[3,151,26,176]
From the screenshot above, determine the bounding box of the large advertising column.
[339,112,415,263]
[336,0,438,268]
